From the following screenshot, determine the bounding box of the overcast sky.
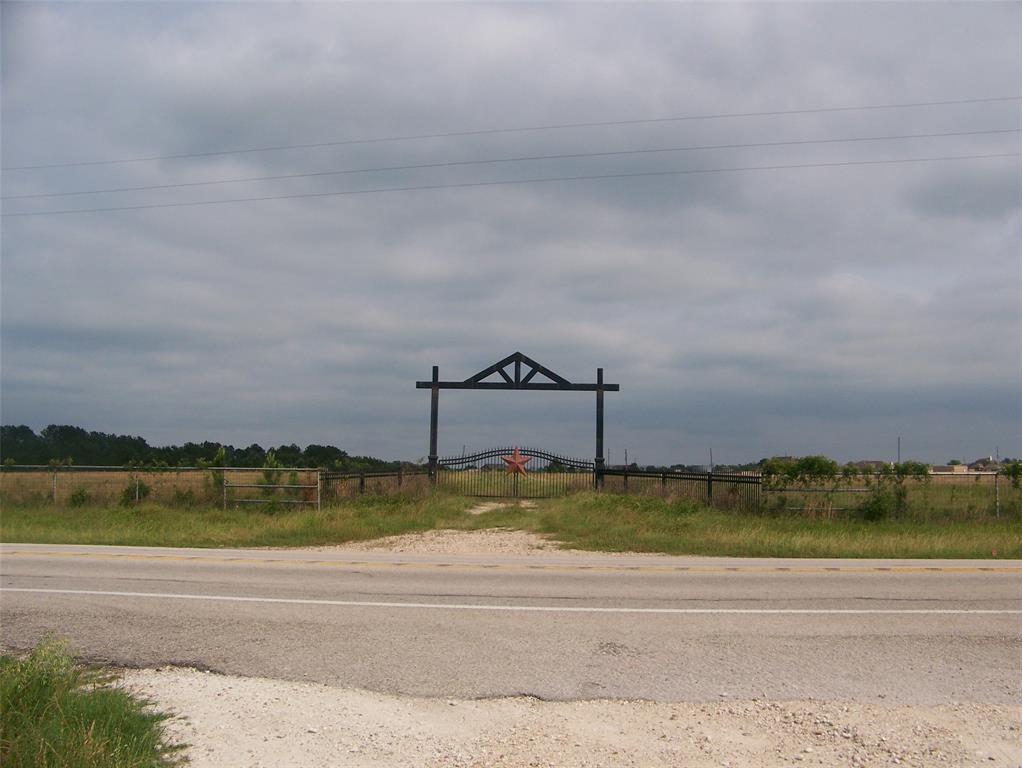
[2,2,1020,465]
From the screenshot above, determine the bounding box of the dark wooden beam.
[416,381,619,391]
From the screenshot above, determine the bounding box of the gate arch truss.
[437,446,595,498]
[416,352,619,486]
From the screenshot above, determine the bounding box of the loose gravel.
[124,667,1020,768]
[122,529,1020,766]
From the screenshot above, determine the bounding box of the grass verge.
[0,638,182,768]
[0,494,475,548]
[1,492,1018,558]
[503,493,1022,558]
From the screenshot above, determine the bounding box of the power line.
[4,152,1017,218]
[4,127,1016,200]
[4,95,1019,171]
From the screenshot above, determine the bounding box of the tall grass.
[2,492,1017,558]
[0,638,181,768]
[527,493,1022,558]
[0,494,475,548]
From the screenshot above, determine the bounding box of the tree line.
[0,425,408,473]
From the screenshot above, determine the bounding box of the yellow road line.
[2,550,1020,574]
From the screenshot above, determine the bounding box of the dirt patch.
[327,528,562,555]
[123,667,1021,768]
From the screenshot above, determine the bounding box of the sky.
[2,1,1020,466]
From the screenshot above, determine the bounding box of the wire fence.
[1,465,1017,520]
[598,469,762,511]
[761,472,1019,520]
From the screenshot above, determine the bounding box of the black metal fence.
[437,447,595,498]
[320,469,431,499]
[599,469,762,511]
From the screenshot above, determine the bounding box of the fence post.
[995,471,1000,519]
[52,471,58,505]
[398,467,403,488]
[223,475,227,511]
[707,471,714,506]
[623,468,629,491]
[359,472,366,494]
[135,475,140,503]
[317,471,322,512]
[661,472,666,496]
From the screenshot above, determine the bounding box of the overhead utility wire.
[4,95,1019,171]
[5,152,1017,218]
[4,127,1015,200]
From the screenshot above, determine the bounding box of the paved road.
[2,543,1019,704]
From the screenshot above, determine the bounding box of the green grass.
[2,492,1018,558]
[0,493,476,548]
[0,638,182,768]
[514,493,1022,558]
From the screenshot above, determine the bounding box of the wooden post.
[707,471,714,506]
[428,365,439,483]
[595,367,605,489]
[359,472,366,494]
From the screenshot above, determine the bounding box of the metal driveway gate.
[416,352,619,487]
[437,447,595,498]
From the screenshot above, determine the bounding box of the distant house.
[849,460,891,472]
[931,464,968,474]
[968,457,999,471]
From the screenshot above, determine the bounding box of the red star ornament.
[502,447,531,476]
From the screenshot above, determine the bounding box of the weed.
[169,489,197,508]
[68,488,91,507]
[0,637,183,767]
[119,480,151,506]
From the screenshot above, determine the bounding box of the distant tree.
[0,425,47,464]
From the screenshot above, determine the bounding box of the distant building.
[931,464,968,474]
[849,460,891,472]
[968,456,999,471]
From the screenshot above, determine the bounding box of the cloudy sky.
[2,2,1020,465]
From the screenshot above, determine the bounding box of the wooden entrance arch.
[415,352,619,485]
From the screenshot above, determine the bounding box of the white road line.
[3,587,1020,615]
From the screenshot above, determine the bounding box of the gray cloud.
[2,1,1020,464]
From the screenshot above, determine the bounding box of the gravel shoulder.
[85,529,1022,765]
[124,666,1021,768]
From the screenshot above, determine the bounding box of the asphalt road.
[2,543,1019,704]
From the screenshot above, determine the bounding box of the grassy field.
[0,638,181,768]
[0,494,475,549]
[2,492,1019,558]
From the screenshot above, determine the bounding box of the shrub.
[857,484,908,522]
[120,479,152,506]
[170,489,197,508]
[68,488,91,507]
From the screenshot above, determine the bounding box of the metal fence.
[3,463,1015,519]
[321,469,431,500]
[0,465,321,507]
[761,472,1018,519]
[437,447,595,498]
[599,469,762,511]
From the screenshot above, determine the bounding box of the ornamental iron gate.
[437,447,595,498]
